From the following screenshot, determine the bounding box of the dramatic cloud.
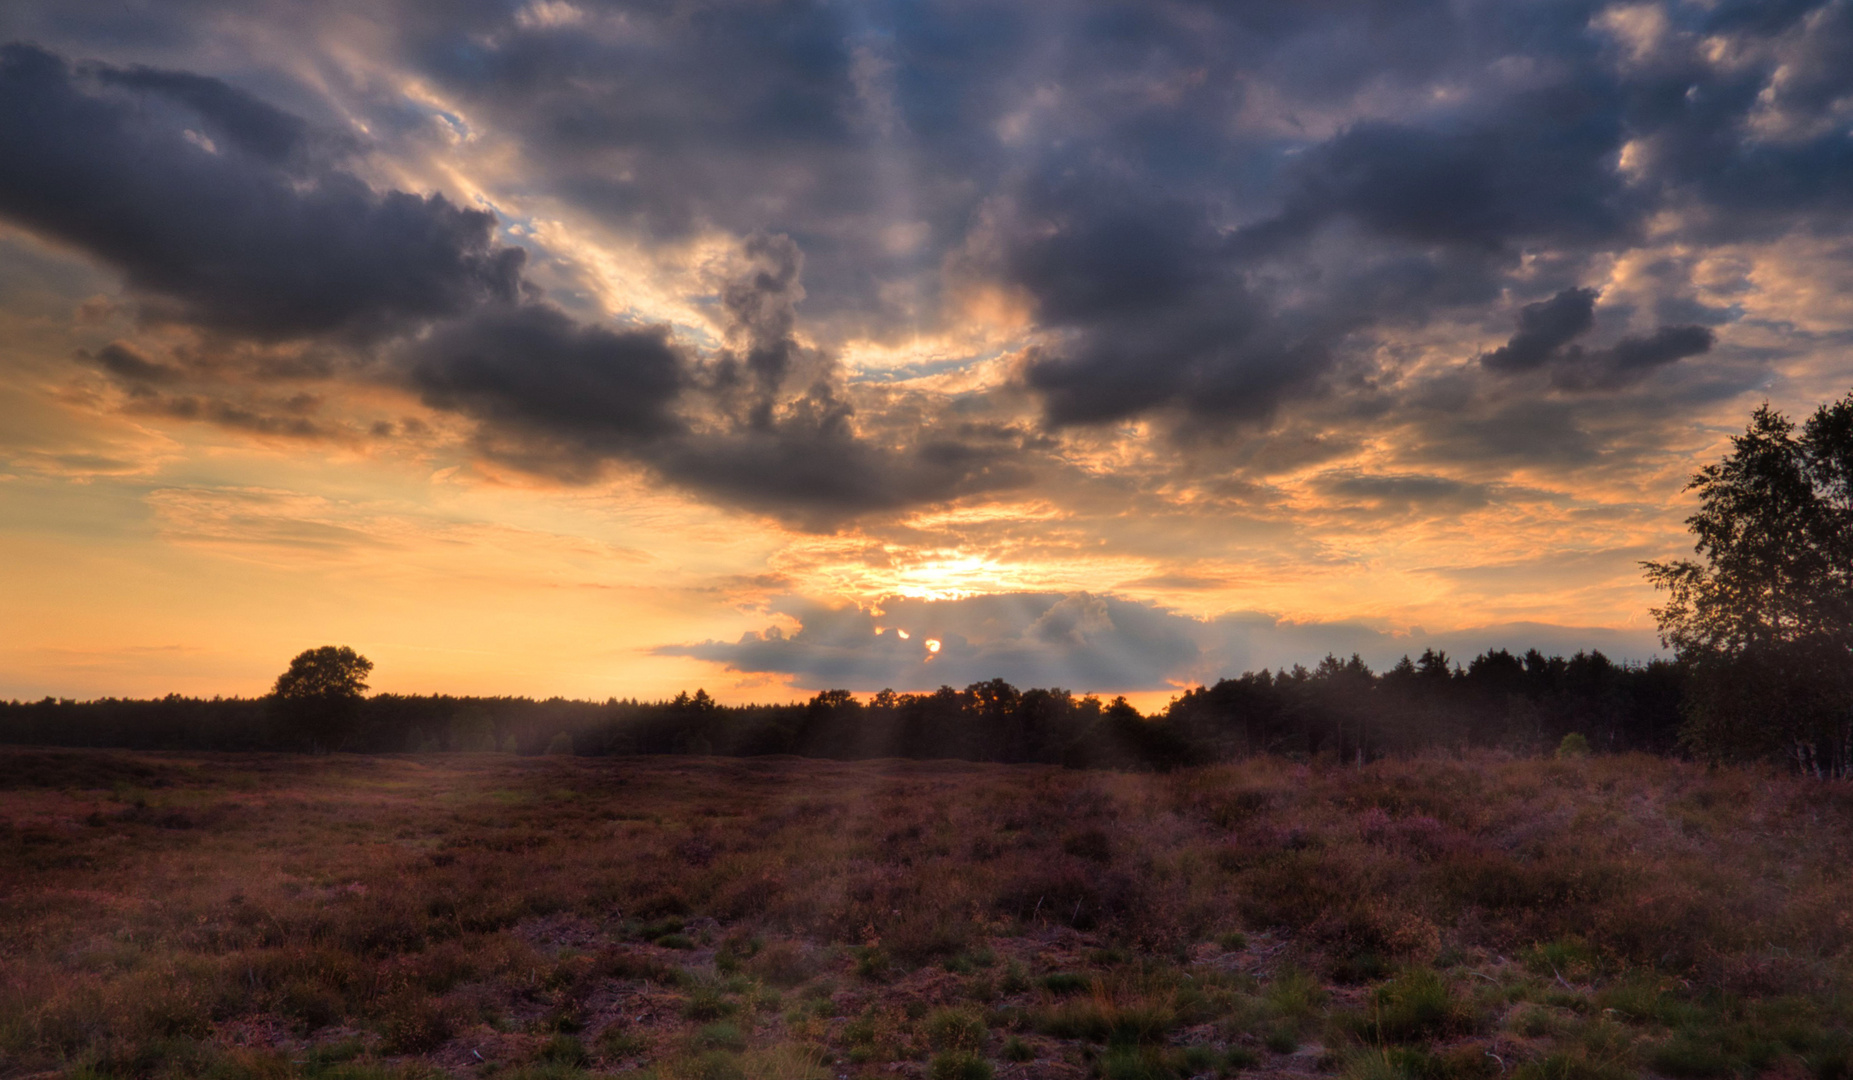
[0,44,525,341]
[1481,290,1602,374]
[409,302,687,477]
[5,3,1847,479]
[1481,287,1714,388]
[661,592,1204,691]
[0,43,1020,526]
[86,341,184,386]
[1005,176,1333,427]
[663,592,1664,693]
[3,0,1853,698]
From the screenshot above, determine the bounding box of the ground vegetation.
[1,749,1849,1080]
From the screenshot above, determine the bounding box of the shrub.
[1042,972,1092,995]
[1263,968,1327,1027]
[993,856,1146,931]
[926,1007,987,1052]
[280,979,343,1031]
[1097,1046,1224,1080]
[377,994,452,1054]
[929,1051,994,1080]
[683,988,739,1021]
[1180,1045,1220,1074]
[887,914,977,967]
[747,942,818,988]
[853,946,891,981]
[1511,1022,1636,1080]
[1332,951,1394,985]
[597,1025,649,1059]
[1648,1031,1741,1079]
[675,1050,745,1080]
[1225,1046,1261,1071]
[536,1034,590,1066]
[1035,995,1176,1047]
[1511,1052,1629,1080]
[1556,734,1591,760]
[693,1022,747,1052]
[742,1045,831,1080]
[1357,969,1473,1044]
[1265,1028,1300,1054]
[1000,962,1031,995]
[639,916,687,941]
[1509,1006,1569,1039]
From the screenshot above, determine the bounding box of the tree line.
[4,389,1848,774]
[0,644,1680,768]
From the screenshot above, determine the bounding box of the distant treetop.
[272,646,373,701]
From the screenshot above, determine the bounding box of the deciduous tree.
[1643,393,1853,776]
[270,645,373,752]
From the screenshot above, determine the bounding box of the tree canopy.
[271,646,373,751]
[273,646,373,701]
[1644,391,1853,776]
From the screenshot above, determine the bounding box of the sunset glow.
[4,1,1853,703]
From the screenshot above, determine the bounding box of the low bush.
[693,1022,747,1052]
[683,987,739,1022]
[3,750,1850,1080]
[926,1007,987,1053]
[376,993,452,1054]
[1355,969,1476,1044]
[536,1034,590,1066]
[928,1051,994,1080]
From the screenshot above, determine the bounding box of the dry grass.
[1,748,1850,1080]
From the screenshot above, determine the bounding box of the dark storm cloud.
[1244,91,1638,254]
[93,63,312,164]
[6,0,1853,515]
[994,56,1642,427]
[0,40,1019,525]
[400,232,1026,526]
[1481,290,1600,373]
[660,591,1665,690]
[86,341,183,386]
[0,43,525,341]
[974,0,1840,431]
[1004,174,1333,427]
[382,0,1546,428]
[1479,287,1714,389]
[408,302,687,475]
[648,411,1032,530]
[716,233,808,424]
[1554,325,1716,390]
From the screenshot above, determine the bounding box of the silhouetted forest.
[0,647,1682,768]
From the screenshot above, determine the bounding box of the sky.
[3,0,1853,707]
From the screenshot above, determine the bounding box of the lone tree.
[271,645,373,752]
[1643,391,1853,776]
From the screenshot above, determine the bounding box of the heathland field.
[2,750,1851,1080]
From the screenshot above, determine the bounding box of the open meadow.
[2,748,1851,1080]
